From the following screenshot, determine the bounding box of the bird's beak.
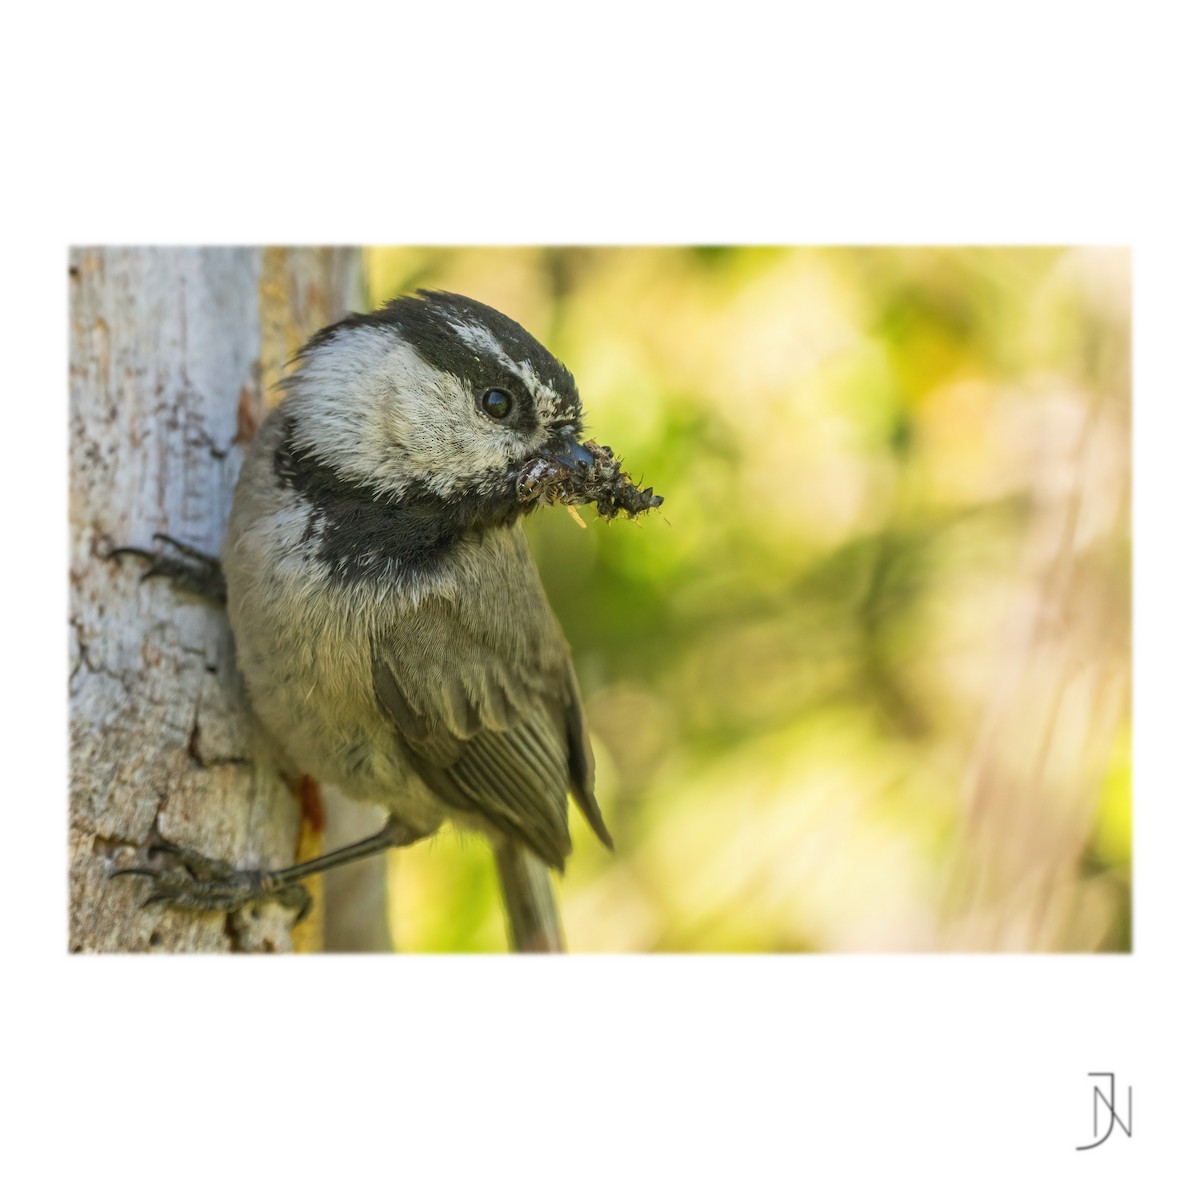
[549,435,594,471]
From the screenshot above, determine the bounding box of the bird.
[113,289,648,952]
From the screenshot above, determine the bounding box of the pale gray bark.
[69,246,368,952]
[321,793,393,952]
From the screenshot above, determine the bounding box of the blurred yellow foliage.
[368,247,1130,953]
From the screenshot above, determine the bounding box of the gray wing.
[371,595,611,870]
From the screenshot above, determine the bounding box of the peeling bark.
[69,246,364,952]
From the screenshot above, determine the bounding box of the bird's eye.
[479,388,513,421]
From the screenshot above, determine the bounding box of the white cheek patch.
[287,327,522,498]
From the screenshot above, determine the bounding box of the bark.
[69,246,366,953]
[321,793,393,952]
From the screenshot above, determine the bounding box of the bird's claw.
[109,840,312,922]
[107,533,227,603]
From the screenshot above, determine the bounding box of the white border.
[9,4,1195,1195]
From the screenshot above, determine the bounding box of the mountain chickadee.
[113,290,658,951]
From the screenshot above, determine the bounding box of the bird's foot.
[107,533,227,603]
[110,837,311,922]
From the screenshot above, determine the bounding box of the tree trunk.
[69,246,366,953]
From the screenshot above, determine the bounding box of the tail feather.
[493,839,564,952]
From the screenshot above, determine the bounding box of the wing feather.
[370,576,611,868]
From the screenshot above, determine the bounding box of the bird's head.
[278,290,594,517]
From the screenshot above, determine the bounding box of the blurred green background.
[365,247,1130,953]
